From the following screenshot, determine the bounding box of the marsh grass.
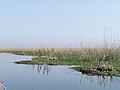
[1,32,120,76]
[2,47,120,76]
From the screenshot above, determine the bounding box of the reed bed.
[2,47,120,76]
[1,33,120,76]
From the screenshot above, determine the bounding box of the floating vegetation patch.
[72,66,120,77]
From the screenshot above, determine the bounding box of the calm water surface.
[0,53,120,90]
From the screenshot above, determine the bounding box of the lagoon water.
[0,53,120,90]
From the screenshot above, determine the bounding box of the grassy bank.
[0,48,36,56]
[1,48,120,77]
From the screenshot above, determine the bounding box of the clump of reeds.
[79,32,120,72]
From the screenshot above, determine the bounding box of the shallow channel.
[0,53,120,90]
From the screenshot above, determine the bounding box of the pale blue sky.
[0,0,120,48]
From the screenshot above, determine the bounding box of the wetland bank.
[1,37,120,90]
[1,47,120,90]
[1,45,120,77]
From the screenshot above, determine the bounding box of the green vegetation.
[1,47,120,77]
[1,38,120,77]
[0,48,36,56]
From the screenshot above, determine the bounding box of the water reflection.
[32,64,51,75]
[31,64,120,88]
[97,76,120,87]
[77,71,120,87]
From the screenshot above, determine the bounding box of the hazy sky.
[0,0,120,48]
